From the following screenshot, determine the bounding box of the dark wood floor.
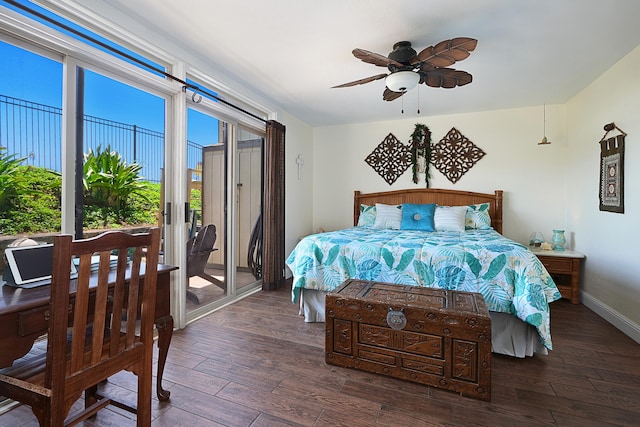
[3,285,640,426]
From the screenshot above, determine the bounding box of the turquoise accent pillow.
[465,203,492,230]
[400,203,436,231]
[357,204,376,227]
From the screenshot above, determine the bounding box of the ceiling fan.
[332,38,478,101]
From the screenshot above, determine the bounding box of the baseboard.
[581,291,640,344]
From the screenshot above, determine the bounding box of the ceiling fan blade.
[331,73,388,88]
[383,88,403,101]
[353,48,404,68]
[420,69,473,88]
[415,37,478,68]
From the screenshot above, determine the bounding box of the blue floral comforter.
[286,227,561,349]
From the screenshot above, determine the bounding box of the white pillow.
[434,206,467,232]
[373,203,402,229]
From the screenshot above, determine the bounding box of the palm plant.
[83,145,148,211]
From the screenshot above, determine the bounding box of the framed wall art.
[599,123,626,214]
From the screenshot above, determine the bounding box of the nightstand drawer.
[539,256,573,274]
[532,249,584,304]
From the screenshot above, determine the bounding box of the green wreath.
[410,123,432,187]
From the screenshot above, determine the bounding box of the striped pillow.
[434,206,467,232]
[373,203,402,229]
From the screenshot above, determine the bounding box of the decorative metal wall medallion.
[431,127,485,184]
[365,133,412,185]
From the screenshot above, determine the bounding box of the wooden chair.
[186,224,224,304]
[0,228,160,426]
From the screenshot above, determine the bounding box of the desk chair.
[0,228,160,426]
[186,224,224,303]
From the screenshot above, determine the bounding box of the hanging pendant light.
[538,104,551,145]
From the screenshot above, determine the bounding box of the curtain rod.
[5,0,267,123]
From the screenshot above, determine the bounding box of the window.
[80,68,165,234]
[0,40,63,237]
[0,0,272,339]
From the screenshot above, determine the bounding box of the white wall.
[565,45,640,340]
[312,105,567,246]
[280,111,314,259]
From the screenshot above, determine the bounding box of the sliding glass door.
[235,126,263,294]
[185,107,226,311]
[184,105,263,320]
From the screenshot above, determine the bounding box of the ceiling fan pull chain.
[401,93,405,114]
[417,87,421,114]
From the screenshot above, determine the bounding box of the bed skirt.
[299,288,547,358]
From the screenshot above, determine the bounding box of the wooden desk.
[0,264,177,401]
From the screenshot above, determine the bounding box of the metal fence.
[0,94,205,183]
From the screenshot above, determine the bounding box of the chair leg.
[136,369,152,426]
[84,384,98,410]
[32,405,52,427]
[186,289,200,304]
[197,272,226,292]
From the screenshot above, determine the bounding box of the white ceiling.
[61,0,640,127]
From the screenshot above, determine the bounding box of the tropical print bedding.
[286,227,561,349]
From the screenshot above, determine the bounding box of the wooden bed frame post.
[494,190,503,235]
[353,191,361,226]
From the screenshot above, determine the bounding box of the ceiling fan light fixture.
[385,71,420,93]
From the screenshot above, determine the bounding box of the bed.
[286,188,562,358]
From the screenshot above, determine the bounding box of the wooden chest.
[325,280,491,401]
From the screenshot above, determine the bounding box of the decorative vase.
[552,229,566,251]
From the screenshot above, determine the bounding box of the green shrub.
[83,182,160,229]
[0,165,61,234]
[0,147,161,234]
[83,145,149,211]
[0,147,27,206]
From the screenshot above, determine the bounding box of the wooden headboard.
[354,188,503,234]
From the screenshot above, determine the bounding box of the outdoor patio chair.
[186,224,224,304]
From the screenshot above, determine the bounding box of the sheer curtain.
[262,120,286,290]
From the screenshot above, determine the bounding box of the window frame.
[0,0,274,330]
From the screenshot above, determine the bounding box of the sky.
[1,40,218,147]
[0,0,219,147]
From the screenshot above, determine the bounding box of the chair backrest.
[46,228,160,422]
[187,209,198,240]
[189,223,217,255]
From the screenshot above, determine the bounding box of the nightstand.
[532,249,585,304]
